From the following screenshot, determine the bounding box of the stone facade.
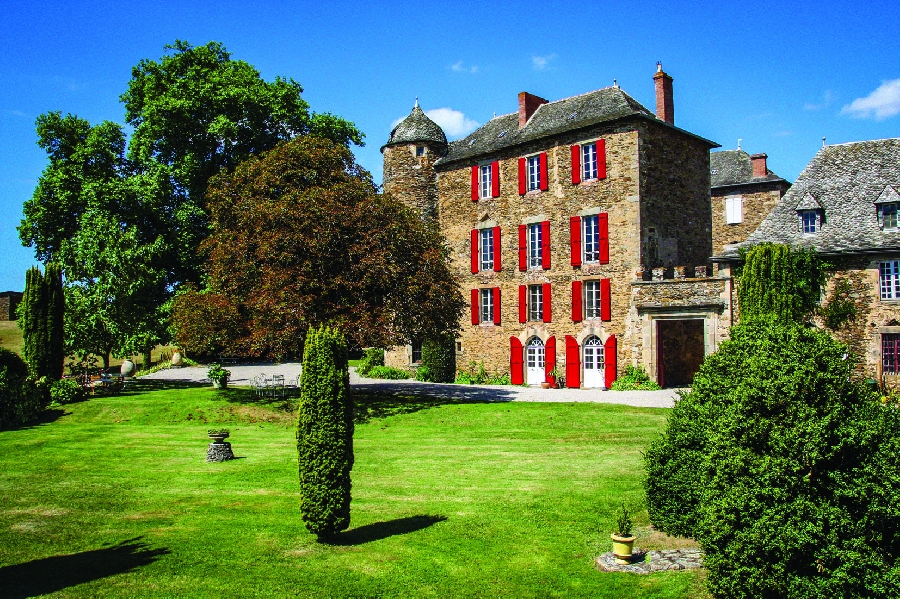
[0,292,22,321]
[383,141,445,220]
[711,182,788,255]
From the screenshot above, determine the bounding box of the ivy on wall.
[737,243,827,324]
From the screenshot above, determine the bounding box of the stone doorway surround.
[636,305,722,386]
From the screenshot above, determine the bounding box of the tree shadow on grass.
[353,382,516,424]
[325,515,448,546]
[0,537,169,599]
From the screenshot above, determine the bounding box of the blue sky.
[1,0,898,291]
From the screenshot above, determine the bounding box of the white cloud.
[532,54,557,71]
[425,108,479,137]
[841,79,900,120]
[451,61,478,74]
[804,90,834,111]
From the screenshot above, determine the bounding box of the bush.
[356,347,384,377]
[364,365,411,380]
[454,361,510,385]
[49,378,86,406]
[296,326,353,541]
[644,318,900,597]
[609,365,661,390]
[0,348,48,429]
[420,336,456,383]
[413,365,431,382]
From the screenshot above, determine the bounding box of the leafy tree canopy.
[172,135,464,359]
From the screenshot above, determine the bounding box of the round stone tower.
[381,102,447,220]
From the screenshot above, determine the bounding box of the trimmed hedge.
[420,336,456,383]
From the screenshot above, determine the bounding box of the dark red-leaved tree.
[172,136,463,360]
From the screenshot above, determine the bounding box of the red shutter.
[510,337,524,385]
[598,212,609,264]
[471,166,479,201]
[541,220,551,269]
[493,287,501,325]
[601,278,612,321]
[542,283,552,323]
[572,280,583,322]
[493,226,502,272]
[570,216,582,266]
[491,161,500,197]
[565,335,580,388]
[604,335,617,388]
[518,224,527,271]
[471,289,479,324]
[539,152,548,191]
[597,139,607,180]
[545,336,556,383]
[518,157,526,195]
[571,145,581,185]
[518,285,527,323]
[470,229,479,273]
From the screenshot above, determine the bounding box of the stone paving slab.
[595,548,703,574]
[139,363,682,408]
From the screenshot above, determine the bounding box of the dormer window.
[801,210,820,234]
[416,146,425,157]
[880,203,899,230]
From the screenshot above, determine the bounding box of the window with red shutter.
[570,216,582,266]
[542,283,552,323]
[541,220,551,269]
[471,166,479,201]
[492,226,502,272]
[470,229,478,273]
[470,289,479,324]
[598,213,609,264]
[493,287,501,325]
[571,145,581,185]
[571,280,583,322]
[565,335,580,388]
[518,285,527,323]
[539,152,548,191]
[597,139,607,180]
[518,158,526,195]
[510,337,524,385]
[491,161,500,197]
[600,278,611,321]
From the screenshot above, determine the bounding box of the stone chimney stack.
[653,62,674,125]
[518,92,548,129]
[751,153,768,178]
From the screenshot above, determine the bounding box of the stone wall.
[711,181,788,256]
[383,141,445,220]
[0,292,22,321]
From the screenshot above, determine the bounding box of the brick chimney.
[751,153,768,178]
[518,92,548,129]
[653,62,674,125]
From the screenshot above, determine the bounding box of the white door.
[583,336,605,389]
[526,337,545,385]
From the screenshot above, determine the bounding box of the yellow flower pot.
[611,533,635,564]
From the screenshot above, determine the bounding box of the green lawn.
[0,383,706,598]
[0,321,23,355]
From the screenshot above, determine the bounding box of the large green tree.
[172,135,464,359]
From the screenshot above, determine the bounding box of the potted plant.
[207,363,231,389]
[548,367,564,388]
[611,503,636,564]
[207,428,230,443]
[171,348,183,367]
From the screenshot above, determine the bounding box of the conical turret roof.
[382,104,447,151]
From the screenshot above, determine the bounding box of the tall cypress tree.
[45,263,65,379]
[20,267,47,378]
[296,326,353,541]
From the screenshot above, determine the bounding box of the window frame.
[880,203,899,230]
[479,228,494,271]
[884,333,900,374]
[527,155,541,192]
[582,215,599,263]
[528,284,543,322]
[725,194,743,225]
[479,288,494,323]
[880,260,900,300]
[479,164,492,199]
[527,223,543,270]
[801,210,820,234]
[411,340,422,364]
[583,280,601,319]
[581,143,598,181]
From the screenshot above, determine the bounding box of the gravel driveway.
[139,362,682,408]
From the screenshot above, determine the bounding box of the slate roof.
[717,138,900,259]
[436,86,717,167]
[710,149,786,188]
[381,105,447,150]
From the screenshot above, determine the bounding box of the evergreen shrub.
[644,319,900,597]
[364,365,411,380]
[356,347,384,377]
[609,365,661,390]
[49,378,85,406]
[420,336,456,383]
[296,326,353,541]
[0,348,48,429]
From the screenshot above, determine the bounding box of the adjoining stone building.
[715,138,900,382]
[384,64,736,388]
[710,147,790,256]
[0,291,22,321]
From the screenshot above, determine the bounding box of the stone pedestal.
[206,442,235,462]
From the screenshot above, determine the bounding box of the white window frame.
[880,261,900,300]
[880,203,899,230]
[480,164,491,199]
[528,223,542,269]
[527,155,541,191]
[583,215,599,263]
[528,284,543,322]
[801,210,819,234]
[582,143,597,181]
[725,195,743,225]
[584,280,601,319]
[479,228,494,271]
[479,288,494,323]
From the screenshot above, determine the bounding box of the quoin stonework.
[383,64,747,388]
